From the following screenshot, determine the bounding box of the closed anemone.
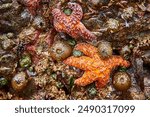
[98,41,112,59]
[49,40,72,61]
[113,71,131,91]
[11,72,28,92]
[32,15,47,30]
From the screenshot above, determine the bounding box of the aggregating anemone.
[113,71,131,91]
[49,40,72,61]
[11,72,28,92]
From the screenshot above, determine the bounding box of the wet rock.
[127,85,146,100]
[87,0,110,9]
[0,1,31,33]
[142,50,150,65]
[0,52,17,77]
[35,57,49,74]
[0,90,7,100]
[1,38,15,50]
[143,71,150,99]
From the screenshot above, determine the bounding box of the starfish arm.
[77,23,97,40]
[95,68,111,89]
[74,71,98,86]
[68,2,83,21]
[96,72,110,89]
[108,56,130,68]
[52,8,66,24]
[70,27,80,39]
[63,56,97,71]
[53,21,64,32]
[74,43,99,59]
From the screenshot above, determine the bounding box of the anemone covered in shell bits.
[49,40,72,61]
[32,15,47,30]
[11,72,28,92]
[113,71,131,91]
[0,52,17,77]
[120,45,131,60]
[97,41,113,59]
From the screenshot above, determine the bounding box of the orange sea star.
[63,43,130,89]
[52,2,97,40]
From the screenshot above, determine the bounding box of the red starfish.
[64,43,130,89]
[52,2,97,40]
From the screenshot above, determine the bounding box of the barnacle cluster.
[0,0,150,100]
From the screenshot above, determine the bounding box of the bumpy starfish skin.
[64,43,130,89]
[52,2,97,40]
